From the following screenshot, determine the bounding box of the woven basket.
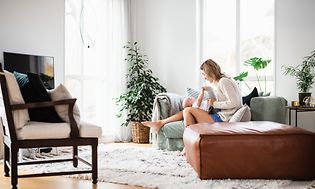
[130,121,150,143]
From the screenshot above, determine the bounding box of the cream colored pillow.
[229,104,251,122]
[3,71,29,129]
[48,84,80,125]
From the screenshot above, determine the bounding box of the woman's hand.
[208,98,217,106]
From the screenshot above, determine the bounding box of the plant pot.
[129,121,150,144]
[298,92,312,106]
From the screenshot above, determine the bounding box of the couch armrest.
[152,93,185,120]
[250,96,287,123]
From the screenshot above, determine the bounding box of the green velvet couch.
[150,94,288,151]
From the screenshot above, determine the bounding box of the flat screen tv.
[4,52,54,89]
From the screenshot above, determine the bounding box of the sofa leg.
[73,145,78,167]
[91,143,98,184]
[4,144,10,177]
[10,147,18,189]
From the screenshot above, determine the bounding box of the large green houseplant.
[115,42,166,139]
[282,50,315,105]
[234,57,271,95]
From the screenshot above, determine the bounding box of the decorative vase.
[298,92,312,106]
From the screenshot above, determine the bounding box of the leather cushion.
[184,121,315,180]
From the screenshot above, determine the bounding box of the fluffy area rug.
[18,144,315,189]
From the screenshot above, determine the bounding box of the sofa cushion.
[242,87,258,107]
[251,96,287,123]
[3,71,29,129]
[48,84,80,124]
[229,104,251,122]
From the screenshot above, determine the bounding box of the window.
[65,0,131,141]
[201,0,275,95]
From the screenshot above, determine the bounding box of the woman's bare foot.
[141,120,164,132]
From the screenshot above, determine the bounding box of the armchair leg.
[10,146,18,189]
[91,143,98,184]
[4,144,10,177]
[73,146,78,167]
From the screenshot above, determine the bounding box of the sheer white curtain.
[65,0,131,142]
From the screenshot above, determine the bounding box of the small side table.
[286,106,315,127]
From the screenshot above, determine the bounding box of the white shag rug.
[18,144,315,189]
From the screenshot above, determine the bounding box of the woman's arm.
[213,78,242,109]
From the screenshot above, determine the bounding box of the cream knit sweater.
[212,77,242,122]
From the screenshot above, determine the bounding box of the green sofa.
[151,94,288,151]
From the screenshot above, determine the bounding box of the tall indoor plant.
[234,57,271,95]
[115,42,166,142]
[282,50,315,105]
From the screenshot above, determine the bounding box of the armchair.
[151,93,287,151]
[0,64,101,189]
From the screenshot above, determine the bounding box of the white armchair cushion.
[3,71,29,129]
[16,121,102,140]
[17,121,71,140]
[48,84,80,125]
[80,121,102,138]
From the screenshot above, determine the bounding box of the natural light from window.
[202,0,274,95]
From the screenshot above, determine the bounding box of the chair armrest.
[10,98,79,138]
[10,99,77,110]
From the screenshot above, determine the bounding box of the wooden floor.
[0,143,151,189]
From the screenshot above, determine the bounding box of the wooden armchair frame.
[0,65,98,189]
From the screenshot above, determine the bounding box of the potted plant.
[234,57,271,95]
[115,42,166,143]
[282,50,315,105]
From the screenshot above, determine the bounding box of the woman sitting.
[142,59,242,131]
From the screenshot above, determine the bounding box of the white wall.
[133,0,315,131]
[1,0,314,130]
[275,0,315,131]
[0,0,65,85]
[132,0,198,95]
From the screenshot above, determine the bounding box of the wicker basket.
[130,121,150,143]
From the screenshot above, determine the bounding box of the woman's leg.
[181,108,214,156]
[142,111,184,132]
[183,107,214,127]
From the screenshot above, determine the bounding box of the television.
[4,52,55,89]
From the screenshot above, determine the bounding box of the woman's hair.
[200,59,226,80]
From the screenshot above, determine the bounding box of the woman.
[142,59,242,132]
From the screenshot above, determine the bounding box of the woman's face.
[201,70,214,83]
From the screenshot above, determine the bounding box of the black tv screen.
[4,52,54,89]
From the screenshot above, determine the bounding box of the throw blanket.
[151,93,184,121]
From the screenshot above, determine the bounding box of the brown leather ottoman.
[183,121,315,180]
